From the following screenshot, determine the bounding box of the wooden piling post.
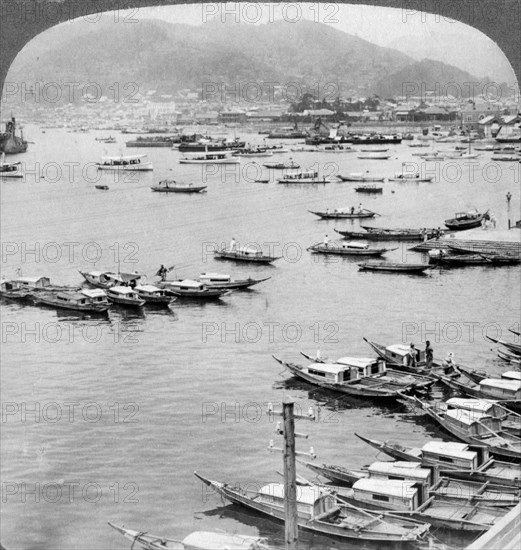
[282,401,298,550]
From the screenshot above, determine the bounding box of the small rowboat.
[486,336,521,355]
[335,227,438,241]
[194,472,430,543]
[198,273,271,289]
[108,522,269,549]
[151,180,207,193]
[308,242,396,256]
[95,185,109,190]
[358,262,431,273]
[337,173,385,182]
[431,253,493,266]
[388,174,433,183]
[354,185,383,193]
[308,209,377,219]
[0,280,32,301]
[214,248,281,264]
[135,285,176,305]
[356,153,391,160]
[263,161,300,169]
[106,286,145,307]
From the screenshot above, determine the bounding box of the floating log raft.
[411,238,521,255]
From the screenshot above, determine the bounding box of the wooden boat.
[433,371,521,409]
[106,286,146,307]
[444,210,489,230]
[159,279,231,300]
[263,161,300,169]
[79,270,142,289]
[356,152,391,160]
[7,276,78,293]
[355,434,521,487]
[214,247,281,264]
[151,180,207,193]
[197,273,270,290]
[33,288,109,313]
[0,153,23,178]
[491,154,521,161]
[179,151,240,164]
[319,144,355,153]
[308,241,396,256]
[308,208,376,219]
[235,147,273,157]
[95,185,109,190]
[359,147,389,153]
[194,472,431,543]
[108,522,269,549]
[273,355,433,398]
[96,155,153,171]
[337,173,385,182]
[510,328,521,337]
[498,349,521,364]
[134,285,176,305]
[277,170,329,184]
[486,336,521,356]
[388,173,433,183]
[0,280,33,301]
[431,253,493,266]
[358,262,431,273]
[403,395,521,461]
[301,460,521,507]
[335,227,438,241]
[354,185,383,193]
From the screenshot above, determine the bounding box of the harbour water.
[1,126,520,549]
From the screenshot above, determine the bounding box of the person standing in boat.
[156,265,168,281]
[425,341,434,368]
[230,237,237,251]
[323,234,329,248]
[358,203,363,213]
[408,343,417,368]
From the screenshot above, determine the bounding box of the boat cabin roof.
[445,409,493,426]
[480,379,521,391]
[119,272,141,282]
[102,155,147,161]
[177,279,204,289]
[259,483,327,505]
[421,441,477,460]
[446,398,497,414]
[81,289,106,298]
[135,284,161,293]
[110,286,136,295]
[368,462,431,481]
[238,246,261,255]
[307,362,350,375]
[335,357,380,369]
[502,371,521,381]
[14,276,50,286]
[386,344,413,357]
[353,478,417,498]
[199,272,231,281]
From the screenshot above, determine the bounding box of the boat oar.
[476,420,519,450]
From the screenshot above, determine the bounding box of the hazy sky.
[119,3,514,84]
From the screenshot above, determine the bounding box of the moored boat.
[356,434,521,487]
[308,241,397,256]
[197,273,271,290]
[79,270,142,289]
[486,336,521,356]
[134,285,176,305]
[337,173,385,182]
[151,180,207,193]
[354,185,383,193]
[159,279,231,300]
[0,153,23,178]
[179,151,240,164]
[106,286,146,307]
[108,522,269,550]
[358,262,431,273]
[388,173,433,183]
[356,152,391,160]
[194,472,431,543]
[214,246,281,264]
[0,280,32,301]
[277,170,329,184]
[264,160,300,170]
[33,288,109,313]
[96,155,153,171]
[273,355,433,398]
[308,208,376,219]
[444,210,489,230]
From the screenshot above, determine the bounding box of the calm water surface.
[1,127,520,549]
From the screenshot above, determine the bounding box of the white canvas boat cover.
[446,409,492,425]
[81,289,106,298]
[335,357,378,368]
[502,371,521,381]
[348,172,363,178]
[134,285,161,293]
[446,398,496,414]
[353,478,417,498]
[386,344,410,356]
[480,379,521,391]
[368,462,431,482]
[110,286,136,295]
[182,531,265,549]
[421,441,476,460]
[344,241,369,249]
[238,246,260,255]
[259,483,326,505]
[307,363,349,375]
[177,280,204,289]
[15,276,50,286]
